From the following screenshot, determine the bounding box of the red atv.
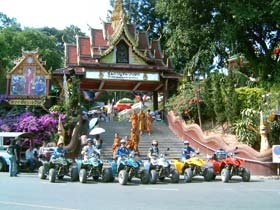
[208,148,250,182]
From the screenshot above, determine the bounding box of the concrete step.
[96,120,183,161]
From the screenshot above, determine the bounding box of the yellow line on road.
[0,201,79,210]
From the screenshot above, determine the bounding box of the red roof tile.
[92,29,107,47]
[138,32,149,50]
[79,38,91,56]
[68,45,77,65]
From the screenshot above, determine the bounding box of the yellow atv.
[173,155,214,183]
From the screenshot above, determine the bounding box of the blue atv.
[38,157,79,183]
[109,155,150,185]
[76,154,113,183]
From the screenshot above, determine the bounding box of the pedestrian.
[181,140,195,161]
[130,128,140,155]
[112,133,121,160]
[146,109,153,135]
[14,139,21,174]
[7,140,18,177]
[138,109,145,135]
[107,100,113,122]
[94,134,103,150]
[25,145,38,172]
[125,135,135,151]
[130,110,138,130]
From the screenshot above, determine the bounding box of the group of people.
[111,109,155,159]
[130,109,153,136]
[112,137,197,164]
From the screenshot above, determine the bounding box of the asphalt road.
[0,172,279,210]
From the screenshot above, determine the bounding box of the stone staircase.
[98,120,183,161]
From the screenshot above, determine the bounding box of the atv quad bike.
[109,154,150,185]
[208,149,250,183]
[76,154,113,183]
[144,154,179,184]
[173,154,214,183]
[38,157,79,183]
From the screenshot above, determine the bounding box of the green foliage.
[233,109,259,147]
[235,87,264,112]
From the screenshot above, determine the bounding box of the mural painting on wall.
[10,68,46,96]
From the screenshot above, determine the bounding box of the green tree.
[156,0,280,78]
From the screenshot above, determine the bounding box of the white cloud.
[0,0,111,34]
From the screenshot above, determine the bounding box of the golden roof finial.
[111,0,126,30]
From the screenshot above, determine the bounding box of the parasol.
[89,127,105,135]
[89,117,99,130]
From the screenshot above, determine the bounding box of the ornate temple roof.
[53,0,179,92]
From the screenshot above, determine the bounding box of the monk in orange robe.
[112,133,121,159]
[130,128,140,155]
[130,110,138,130]
[138,110,145,135]
[125,135,135,151]
[146,109,153,136]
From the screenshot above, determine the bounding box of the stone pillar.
[6,74,11,95]
[153,91,158,111]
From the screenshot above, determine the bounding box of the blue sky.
[0,0,112,34]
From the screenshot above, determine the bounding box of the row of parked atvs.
[38,148,250,185]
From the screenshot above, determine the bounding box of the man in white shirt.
[25,145,37,172]
[81,138,100,160]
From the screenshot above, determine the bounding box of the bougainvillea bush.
[0,110,64,145]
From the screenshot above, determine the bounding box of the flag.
[82,90,95,101]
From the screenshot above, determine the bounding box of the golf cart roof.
[0,132,26,138]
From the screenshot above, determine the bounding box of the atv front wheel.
[150,169,158,184]
[242,168,250,182]
[49,168,56,183]
[221,168,230,183]
[79,169,87,183]
[118,170,128,185]
[184,168,192,183]
[38,166,46,179]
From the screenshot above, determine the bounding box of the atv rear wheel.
[242,168,250,182]
[118,170,128,185]
[150,169,158,184]
[184,168,192,183]
[49,168,56,183]
[102,168,114,182]
[38,166,46,179]
[79,169,87,183]
[141,170,150,184]
[203,168,214,181]
[221,168,230,183]
[171,169,180,183]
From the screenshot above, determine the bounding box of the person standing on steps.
[138,109,145,135]
[130,110,138,130]
[112,133,121,160]
[146,109,153,136]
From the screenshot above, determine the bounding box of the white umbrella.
[89,127,106,135]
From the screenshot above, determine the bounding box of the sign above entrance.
[86,71,160,82]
